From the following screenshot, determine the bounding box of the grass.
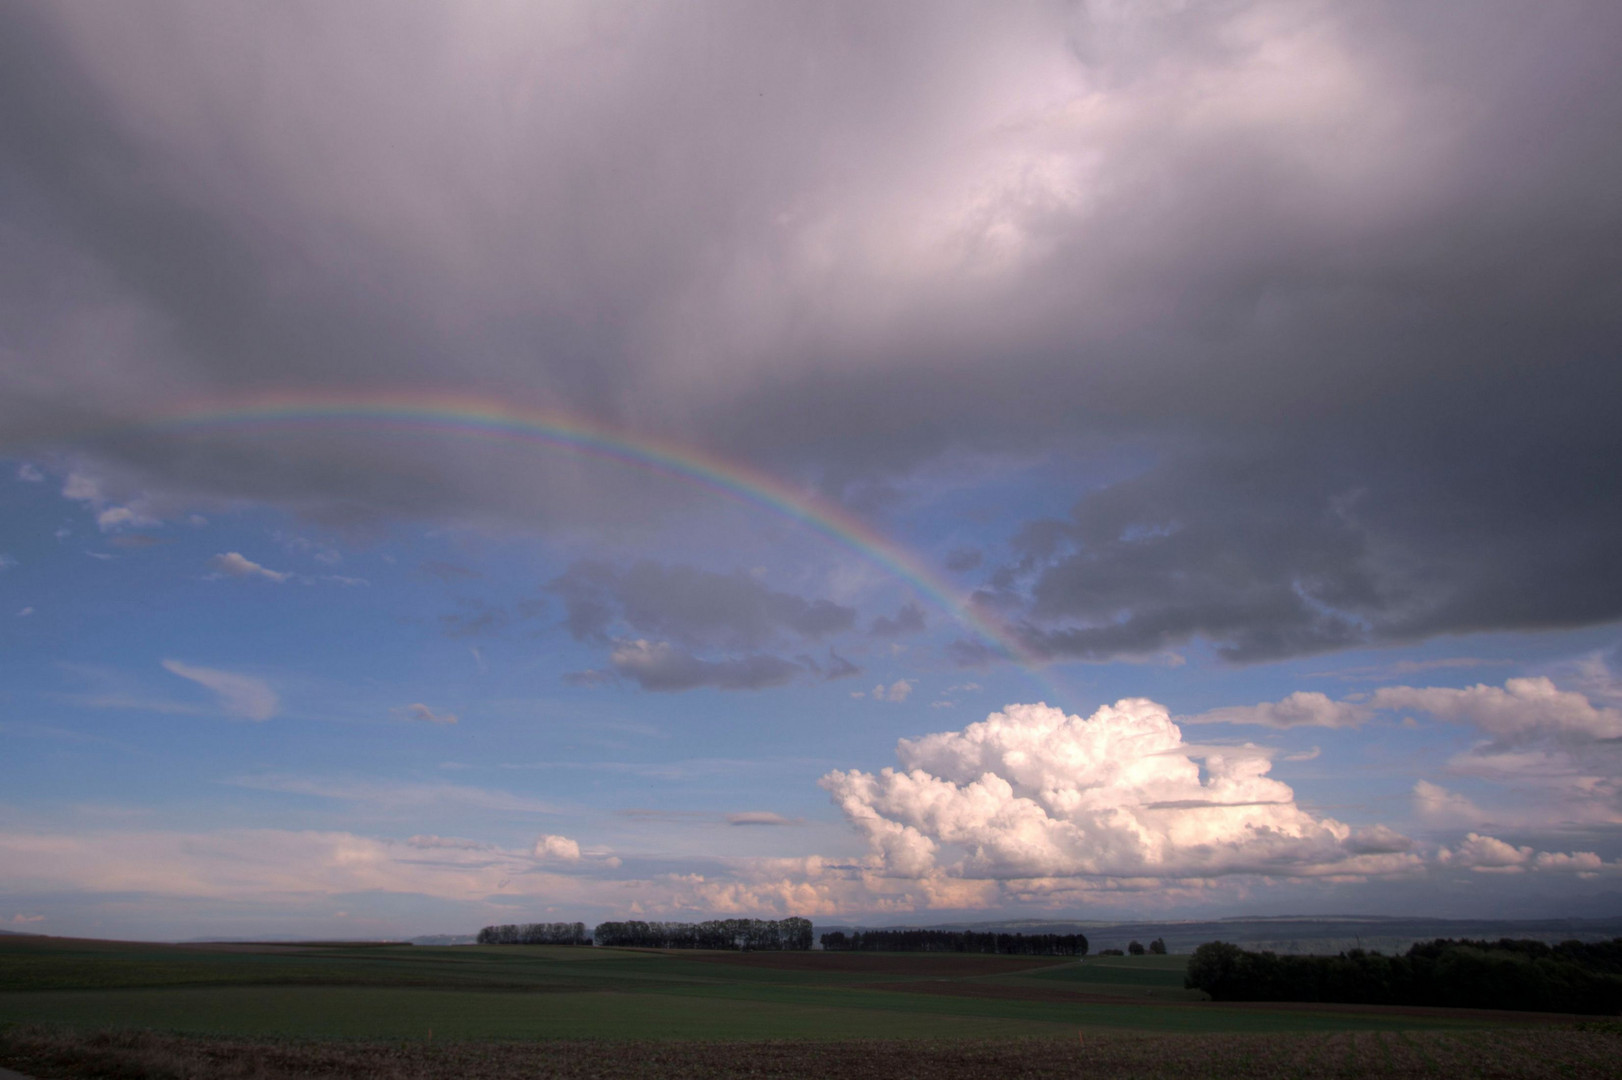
[0,933,1611,1077]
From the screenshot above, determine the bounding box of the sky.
[2,0,1621,942]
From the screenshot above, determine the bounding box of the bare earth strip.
[2,1027,1619,1080]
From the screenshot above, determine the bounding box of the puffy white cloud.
[1372,677,1622,741]
[1189,676,1622,833]
[62,471,158,531]
[208,552,290,582]
[16,463,44,482]
[533,834,582,861]
[399,702,458,725]
[866,679,913,703]
[161,659,279,721]
[1412,780,1490,827]
[1389,676,1622,829]
[821,699,1418,884]
[1532,850,1604,875]
[1438,832,1532,873]
[1184,677,1622,737]
[1185,691,1368,729]
[1436,834,1611,877]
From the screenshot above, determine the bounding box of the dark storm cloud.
[550,561,855,651]
[798,648,863,682]
[2,2,1621,657]
[985,385,1622,664]
[869,603,926,638]
[438,596,545,639]
[550,560,857,691]
[419,562,480,582]
[580,640,805,694]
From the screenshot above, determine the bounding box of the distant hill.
[811,915,1622,956]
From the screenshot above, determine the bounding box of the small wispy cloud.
[162,660,279,721]
[1183,691,1368,729]
[726,811,800,826]
[15,463,44,482]
[1308,657,1509,682]
[397,702,459,725]
[227,773,563,815]
[208,552,290,582]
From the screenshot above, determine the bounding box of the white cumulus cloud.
[872,679,913,703]
[1185,691,1369,729]
[1435,833,1609,876]
[1531,850,1605,875]
[821,699,1418,884]
[62,471,158,531]
[161,659,279,721]
[533,834,582,861]
[1412,780,1490,827]
[1372,677,1622,741]
[1437,832,1532,872]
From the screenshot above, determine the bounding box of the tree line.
[591,918,814,950]
[1185,937,1622,1015]
[819,929,1089,956]
[475,918,814,950]
[1097,937,1166,957]
[475,922,589,945]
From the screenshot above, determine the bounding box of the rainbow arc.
[122,389,1062,698]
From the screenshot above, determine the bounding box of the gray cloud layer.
[551,560,861,691]
[3,1,1620,661]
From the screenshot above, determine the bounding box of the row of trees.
[476,922,590,945]
[1097,938,1167,957]
[819,929,1089,956]
[592,918,814,950]
[1185,938,1622,1015]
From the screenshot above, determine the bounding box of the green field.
[0,934,1558,1042]
[3,936,1617,1079]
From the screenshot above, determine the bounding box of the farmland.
[1,934,1617,1078]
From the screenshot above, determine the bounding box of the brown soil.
[4,1025,1620,1080]
[1209,999,1589,1024]
[684,951,1070,976]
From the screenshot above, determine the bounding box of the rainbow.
[132,389,1054,678]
